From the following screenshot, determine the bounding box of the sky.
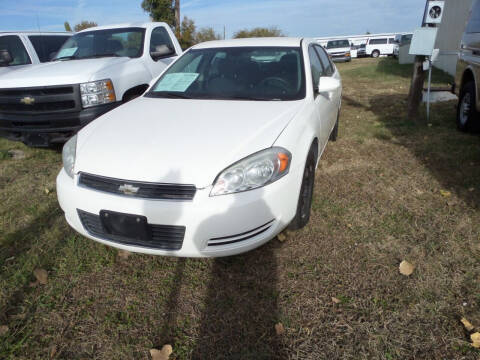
[0,0,426,37]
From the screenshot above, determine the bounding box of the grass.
[1,57,479,359]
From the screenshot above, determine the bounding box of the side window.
[388,38,395,44]
[28,35,70,62]
[0,35,31,66]
[467,0,480,33]
[308,46,324,88]
[314,45,334,76]
[150,27,175,58]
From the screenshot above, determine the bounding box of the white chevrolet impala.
[56,37,342,257]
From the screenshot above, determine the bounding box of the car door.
[314,45,341,132]
[308,45,334,148]
[145,26,178,77]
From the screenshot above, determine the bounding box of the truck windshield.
[146,47,306,101]
[326,40,350,49]
[53,27,145,61]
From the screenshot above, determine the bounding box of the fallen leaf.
[49,345,57,359]
[439,190,451,197]
[332,297,341,304]
[471,332,480,348]
[277,233,286,242]
[461,317,475,332]
[45,188,50,195]
[0,325,8,336]
[117,250,132,260]
[469,187,475,192]
[275,322,285,335]
[428,123,433,127]
[399,260,415,276]
[150,345,173,360]
[33,268,48,285]
[8,149,25,160]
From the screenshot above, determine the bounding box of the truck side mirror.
[0,49,13,66]
[150,45,175,61]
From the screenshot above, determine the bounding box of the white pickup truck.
[0,32,71,76]
[0,22,182,147]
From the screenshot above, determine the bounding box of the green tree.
[74,21,98,32]
[64,21,72,32]
[233,26,284,38]
[195,27,221,43]
[178,16,196,49]
[141,0,180,30]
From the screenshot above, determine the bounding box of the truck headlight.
[210,147,291,196]
[80,79,116,108]
[62,135,77,178]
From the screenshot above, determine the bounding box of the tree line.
[64,0,285,49]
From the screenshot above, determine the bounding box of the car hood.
[0,57,131,88]
[75,96,305,188]
[0,64,30,76]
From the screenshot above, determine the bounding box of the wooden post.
[407,55,426,121]
[175,0,180,33]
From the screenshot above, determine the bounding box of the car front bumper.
[56,167,301,257]
[331,55,351,63]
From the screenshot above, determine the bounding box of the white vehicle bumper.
[56,167,301,257]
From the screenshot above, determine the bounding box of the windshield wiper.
[78,53,121,59]
[221,95,281,101]
[54,55,77,61]
[151,92,193,99]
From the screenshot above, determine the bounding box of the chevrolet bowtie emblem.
[118,184,140,195]
[20,96,35,105]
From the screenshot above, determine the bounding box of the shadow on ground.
[343,92,480,208]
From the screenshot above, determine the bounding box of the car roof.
[77,22,169,33]
[192,37,305,49]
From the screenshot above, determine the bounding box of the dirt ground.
[1,58,479,359]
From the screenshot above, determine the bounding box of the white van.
[365,37,397,58]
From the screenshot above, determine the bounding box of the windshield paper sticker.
[155,73,199,92]
[56,47,77,58]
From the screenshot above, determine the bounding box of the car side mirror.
[0,49,13,66]
[317,77,341,93]
[150,45,175,61]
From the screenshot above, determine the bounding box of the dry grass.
[1,58,479,359]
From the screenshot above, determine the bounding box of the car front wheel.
[289,145,316,230]
[457,81,479,132]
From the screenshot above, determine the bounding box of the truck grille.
[0,85,80,114]
[78,173,197,201]
[78,210,185,251]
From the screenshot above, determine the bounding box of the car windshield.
[146,46,306,101]
[53,27,145,61]
[326,40,350,49]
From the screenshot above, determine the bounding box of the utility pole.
[175,0,180,33]
[223,25,226,40]
[407,0,430,121]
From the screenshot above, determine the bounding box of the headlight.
[80,79,116,108]
[210,147,291,196]
[62,135,77,178]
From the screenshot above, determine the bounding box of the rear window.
[467,0,480,33]
[369,38,388,45]
[28,35,70,62]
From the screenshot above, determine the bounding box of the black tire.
[372,50,380,58]
[457,81,479,132]
[330,112,339,141]
[288,146,316,230]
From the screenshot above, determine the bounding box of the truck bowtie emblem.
[118,184,140,195]
[20,96,35,105]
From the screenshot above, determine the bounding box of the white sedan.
[56,37,342,257]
